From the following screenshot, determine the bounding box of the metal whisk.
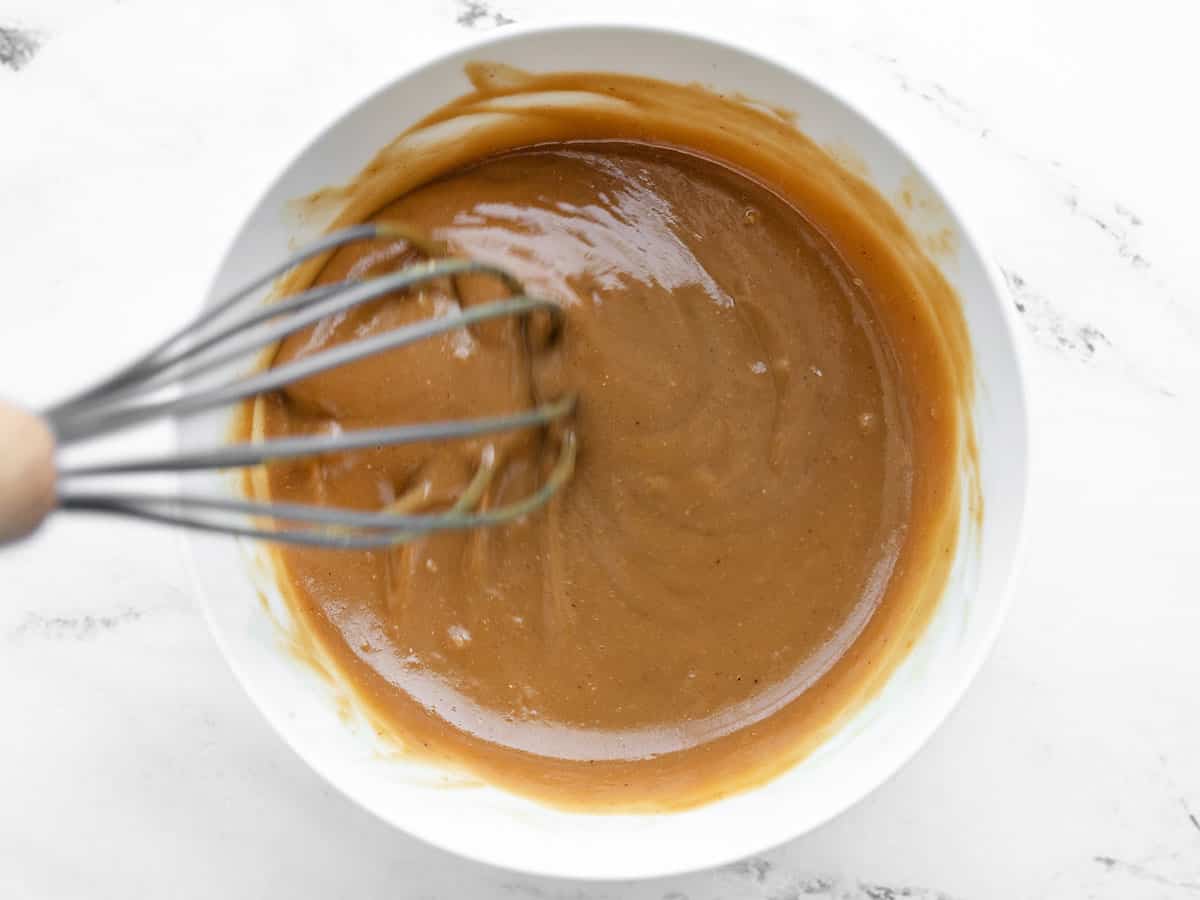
[0,224,576,549]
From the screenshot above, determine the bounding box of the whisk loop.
[33,224,576,549]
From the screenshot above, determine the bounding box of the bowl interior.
[182,23,1028,880]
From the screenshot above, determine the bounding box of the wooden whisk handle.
[0,400,56,544]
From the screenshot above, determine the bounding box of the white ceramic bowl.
[182,23,1029,880]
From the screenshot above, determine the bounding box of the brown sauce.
[245,67,972,811]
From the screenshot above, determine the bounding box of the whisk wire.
[58,396,575,476]
[58,431,577,549]
[53,289,558,444]
[48,255,529,437]
[46,224,383,418]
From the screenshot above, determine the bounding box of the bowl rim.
[187,18,1031,880]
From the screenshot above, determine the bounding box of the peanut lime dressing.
[244,66,974,811]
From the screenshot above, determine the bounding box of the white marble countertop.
[1,1,1197,897]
